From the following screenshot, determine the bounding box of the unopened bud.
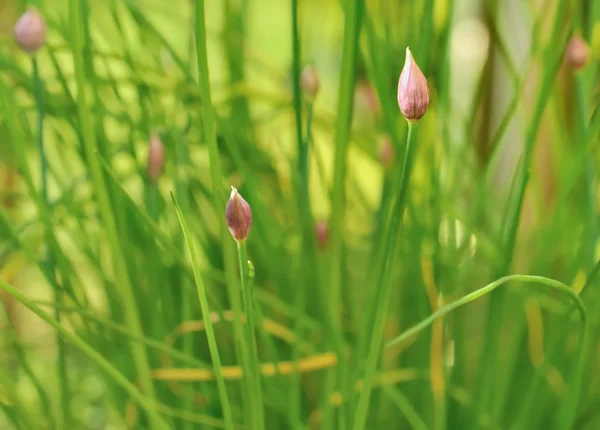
[397,47,430,122]
[14,9,46,55]
[315,221,329,249]
[301,66,320,101]
[355,79,381,121]
[378,135,395,169]
[147,134,165,181]
[565,35,589,70]
[226,187,252,242]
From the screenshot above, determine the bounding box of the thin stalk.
[291,0,304,162]
[32,55,67,430]
[323,0,361,425]
[172,194,235,430]
[0,279,169,429]
[193,1,249,424]
[328,0,361,330]
[353,122,419,430]
[67,2,161,428]
[237,241,265,430]
[386,275,586,348]
[290,0,305,422]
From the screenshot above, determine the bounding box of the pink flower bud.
[315,221,329,249]
[378,135,395,169]
[301,66,320,100]
[397,47,430,122]
[354,79,381,121]
[147,135,165,181]
[565,35,589,70]
[14,9,47,55]
[226,187,252,242]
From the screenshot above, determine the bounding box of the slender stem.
[328,0,361,331]
[353,122,418,430]
[386,275,586,348]
[175,130,195,430]
[33,55,69,430]
[193,1,249,424]
[291,0,303,163]
[322,0,361,425]
[290,1,306,420]
[237,241,265,430]
[67,2,162,428]
[0,279,169,430]
[172,195,235,430]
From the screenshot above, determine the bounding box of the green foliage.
[0,0,599,429]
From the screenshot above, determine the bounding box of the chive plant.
[0,0,599,429]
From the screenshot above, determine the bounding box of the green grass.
[1,0,600,429]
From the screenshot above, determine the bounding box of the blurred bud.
[397,47,430,122]
[147,134,165,181]
[14,8,46,54]
[378,135,395,169]
[565,35,589,70]
[226,187,252,242]
[315,221,329,249]
[354,79,381,123]
[301,66,320,101]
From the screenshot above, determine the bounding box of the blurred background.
[0,0,599,429]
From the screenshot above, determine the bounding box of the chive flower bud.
[147,134,165,182]
[301,66,320,101]
[14,9,46,55]
[315,220,329,249]
[566,35,589,70]
[226,187,252,242]
[397,47,430,122]
[378,135,395,169]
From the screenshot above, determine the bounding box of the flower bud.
[301,66,320,101]
[378,135,395,169]
[147,134,165,181]
[565,35,589,70]
[354,79,381,123]
[14,9,47,55]
[397,47,430,122]
[226,187,252,242]
[315,220,329,249]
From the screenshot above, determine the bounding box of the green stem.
[353,122,419,430]
[386,275,586,349]
[291,0,303,163]
[172,194,235,430]
[175,130,195,430]
[0,279,169,429]
[33,55,68,430]
[193,1,249,423]
[290,1,306,420]
[323,0,361,425]
[237,241,265,430]
[67,2,162,428]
